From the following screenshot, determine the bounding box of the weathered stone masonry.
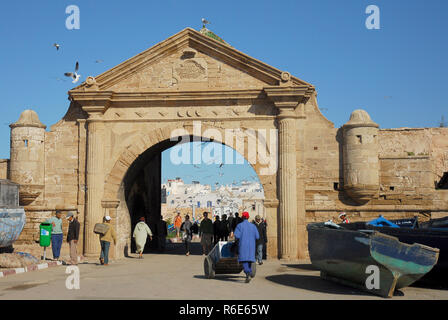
[2,27,447,260]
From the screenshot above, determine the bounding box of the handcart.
[203,241,256,279]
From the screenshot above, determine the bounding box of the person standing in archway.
[227,213,234,237]
[234,211,259,283]
[219,214,230,242]
[156,215,168,253]
[174,211,182,240]
[133,217,153,259]
[199,212,213,255]
[181,215,193,256]
[213,215,221,245]
[230,212,243,237]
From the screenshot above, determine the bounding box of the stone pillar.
[84,114,105,258]
[296,108,308,259]
[265,84,313,260]
[277,108,298,260]
[264,198,279,259]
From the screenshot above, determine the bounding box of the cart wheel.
[204,256,215,279]
[250,262,256,277]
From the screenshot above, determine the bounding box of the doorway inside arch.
[122,136,265,255]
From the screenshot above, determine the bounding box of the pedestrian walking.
[227,213,234,234]
[66,212,80,265]
[253,215,267,265]
[174,211,182,239]
[219,214,230,241]
[230,212,243,237]
[199,212,214,255]
[213,215,221,245]
[233,211,259,283]
[133,217,153,259]
[181,215,193,256]
[45,210,64,261]
[99,215,116,266]
[156,216,168,253]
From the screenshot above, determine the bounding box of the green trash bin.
[39,223,52,247]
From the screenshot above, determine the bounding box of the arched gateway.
[70,27,314,260]
[9,27,446,261]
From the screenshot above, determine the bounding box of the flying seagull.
[54,43,61,51]
[202,18,210,27]
[95,59,104,63]
[64,61,81,83]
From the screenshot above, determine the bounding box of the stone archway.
[99,124,279,259]
[69,27,314,261]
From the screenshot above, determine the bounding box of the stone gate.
[2,27,448,260]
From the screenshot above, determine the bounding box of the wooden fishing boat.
[342,216,448,285]
[307,222,439,297]
[0,209,26,248]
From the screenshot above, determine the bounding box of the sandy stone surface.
[0,242,447,300]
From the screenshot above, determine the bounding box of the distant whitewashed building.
[162,178,265,218]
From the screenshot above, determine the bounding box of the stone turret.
[9,110,46,206]
[342,109,379,204]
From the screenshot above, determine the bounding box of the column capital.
[264,85,314,113]
[101,199,120,209]
[69,91,113,118]
[264,198,279,208]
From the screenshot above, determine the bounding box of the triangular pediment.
[72,28,312,93]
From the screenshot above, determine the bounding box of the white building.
[162,178,265,218]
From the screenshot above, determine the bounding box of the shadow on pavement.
[265,274,372,296]
[194,274,246,283]
[282,264,318,271]
[142,242,205,256]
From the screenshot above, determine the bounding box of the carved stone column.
[83,109,105,258]
[265,85,313,260]
[70,92,112,258]
[277,108,299,259]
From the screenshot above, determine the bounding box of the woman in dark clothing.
[213,215,222,245]
[219,214,230,241]
[181,215,193,256]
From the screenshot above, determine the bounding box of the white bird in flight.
[64,61,81,83]
[202,18,210,26]
[54,43,60,51]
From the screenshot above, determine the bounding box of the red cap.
[242,211,249,219]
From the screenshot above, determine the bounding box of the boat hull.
[0,209,26,248]
[307,223,439,297]
[343,220,448,285]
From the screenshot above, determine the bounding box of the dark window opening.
[314,146,318,150]
[356,135,362,144]
[437,172,448,189]
[333,182,339,190]
[389,186,395,191]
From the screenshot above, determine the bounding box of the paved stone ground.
[0,242,447,300]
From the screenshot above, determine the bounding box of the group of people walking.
[42,208,267,280]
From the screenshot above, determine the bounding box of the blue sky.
[1,1,447,185]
